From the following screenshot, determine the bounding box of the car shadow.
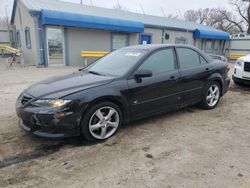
[0,106,197,170]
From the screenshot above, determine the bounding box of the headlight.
[236,59,243,66]
[31,99,71,108]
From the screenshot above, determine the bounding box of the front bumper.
[16,103,80,139]
[232,75,250,85]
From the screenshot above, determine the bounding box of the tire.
[80,101,122,142]
[199,81,221,110]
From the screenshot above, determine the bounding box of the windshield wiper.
[87,71,103,76]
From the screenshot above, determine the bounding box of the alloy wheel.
[206,84,220,107]
[89,106,120,140]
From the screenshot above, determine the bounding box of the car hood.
[238,54,250,61]
[25,71,115,99]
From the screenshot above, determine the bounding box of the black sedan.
[16,44,230,141]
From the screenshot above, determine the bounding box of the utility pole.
[80,0,83,5]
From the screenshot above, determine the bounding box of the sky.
[0,0,231,19]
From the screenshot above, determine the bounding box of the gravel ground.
[0,62,250,188]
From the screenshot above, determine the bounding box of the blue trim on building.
[64,28,69,66]
[10,0,17,24]
[42,26,48,67]
[37,14,45,66]
[41,9,144,33]
[193,29,230,40]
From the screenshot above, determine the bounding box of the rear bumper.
[232,75,250,85]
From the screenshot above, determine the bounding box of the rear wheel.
[81,102,122,141]
[199,81,221,109]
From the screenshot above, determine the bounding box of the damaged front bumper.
[16,97,80,138]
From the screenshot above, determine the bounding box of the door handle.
[205,67,212,72]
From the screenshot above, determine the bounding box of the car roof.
[121,44,213,63]
[122,44,196,51]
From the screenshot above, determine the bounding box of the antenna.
[161,7,166,17]
[80,0,83,5]
[140,2,145,14]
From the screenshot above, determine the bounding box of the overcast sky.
[0,0,230,19]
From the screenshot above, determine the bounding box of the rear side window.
[177,48,200,69]
[139,48,175,75]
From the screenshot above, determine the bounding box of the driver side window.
[138,48,175,75]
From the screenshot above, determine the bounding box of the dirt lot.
[0,62,250,188]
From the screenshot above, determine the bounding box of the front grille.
[21,94,32,105]
[244,62,250,72]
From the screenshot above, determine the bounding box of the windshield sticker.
[125,52,142,57]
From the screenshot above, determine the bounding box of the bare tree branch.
[231,1,249,22]
[183,7,245,34]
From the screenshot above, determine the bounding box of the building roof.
[12,0,229,39]
[41,9,144,33]
[193,29,230,40]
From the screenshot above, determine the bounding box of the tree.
[230,0,250,33]
[183,8,244,34]
[184,8,210,24]
[112,1,129,11]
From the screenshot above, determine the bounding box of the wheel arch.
[207,73,223,96]
[81,95,130,125]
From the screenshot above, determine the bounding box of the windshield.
[87,49,147,76]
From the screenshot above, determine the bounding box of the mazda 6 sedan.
[16,44,230,141]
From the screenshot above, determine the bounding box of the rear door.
[127,48,182,119]
[176,47,213,106]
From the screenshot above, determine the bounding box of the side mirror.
[134,69,152,82]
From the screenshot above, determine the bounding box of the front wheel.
[199,81,221,109]
[80,102,122,141]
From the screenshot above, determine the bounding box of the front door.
[46,27,65,65]
[127,48,181,119]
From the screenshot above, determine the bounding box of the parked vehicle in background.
[208,53,227,62]
[16,44,230,141]
[230,33,250,39]
[233,55,250,85]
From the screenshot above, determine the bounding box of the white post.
[84,58,88,67]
